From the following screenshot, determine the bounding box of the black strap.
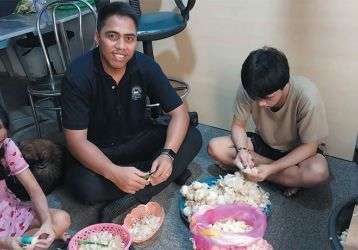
[128,0,141,16]
[174,0,196,20]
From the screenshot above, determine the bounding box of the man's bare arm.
[64,129,117,180]
[163,103,189,153]
[149,103,189,184]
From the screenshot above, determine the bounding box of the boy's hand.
[234,149,254,169]
[244,164,273,182]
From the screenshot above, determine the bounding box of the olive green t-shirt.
[233,75,329,151]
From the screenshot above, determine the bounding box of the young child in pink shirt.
[0,105,70,250]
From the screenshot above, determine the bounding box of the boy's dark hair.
[0,104,10,180]
[241,47,290,100]
[97,2,139,31]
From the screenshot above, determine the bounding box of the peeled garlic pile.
[181,172,270,218]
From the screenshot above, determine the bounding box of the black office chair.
[129,0,196,117]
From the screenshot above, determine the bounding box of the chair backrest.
[36,0,97,90]
[128,0,196,20]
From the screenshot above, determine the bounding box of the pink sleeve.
[3,138,29,176]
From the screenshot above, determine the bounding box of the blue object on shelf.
[0,40,10,49]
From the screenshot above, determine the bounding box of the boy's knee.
[308,156,329,184]
[313,163,329,183]
[207,138,219,159]
[207,137,231,163]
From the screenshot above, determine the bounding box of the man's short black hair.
[97,2,139,31]
[241,47,290,100]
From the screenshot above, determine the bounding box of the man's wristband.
[160,148,176,161]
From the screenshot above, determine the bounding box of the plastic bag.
[14,0,35,15]
[190,203,267,250]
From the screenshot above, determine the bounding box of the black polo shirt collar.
[92,47,138,78]
[62,47,182,147]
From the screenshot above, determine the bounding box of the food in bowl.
[180,172,270,219]
[129,214,161,242]
[68,223,131,250]
[78,231,125,250]
[123,201,165,243]
[209,218,253,234]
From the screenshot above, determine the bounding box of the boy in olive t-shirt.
[208,47,329,196]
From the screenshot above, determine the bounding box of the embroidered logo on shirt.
[131,86,143,101]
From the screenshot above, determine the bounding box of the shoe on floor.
[174,169,192,185]
[99,195,139,223]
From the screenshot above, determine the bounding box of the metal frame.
[128,0,195,111]
[36,0,97,90]
[146,78,190,109]
[28,0,97,137]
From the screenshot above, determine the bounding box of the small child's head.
[6,139,65,200]
[241,46,290,108]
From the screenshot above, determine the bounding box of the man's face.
[257,89,284,109]
[95,15,137,73]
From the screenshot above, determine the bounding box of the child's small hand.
[33,222,55,249]
[7,237,23,250]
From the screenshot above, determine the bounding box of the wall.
[141,0,358,161]
[1,0,357,160]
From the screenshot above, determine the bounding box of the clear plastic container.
[33,0,50,24]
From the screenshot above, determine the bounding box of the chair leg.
[142,41,154,58]
[54,97,62,132]
[0,49,15,78]
[142,41,161,118]
[56,109,62,132]
[27,91,41,138]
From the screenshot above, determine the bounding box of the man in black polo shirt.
[61,2,202,222]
